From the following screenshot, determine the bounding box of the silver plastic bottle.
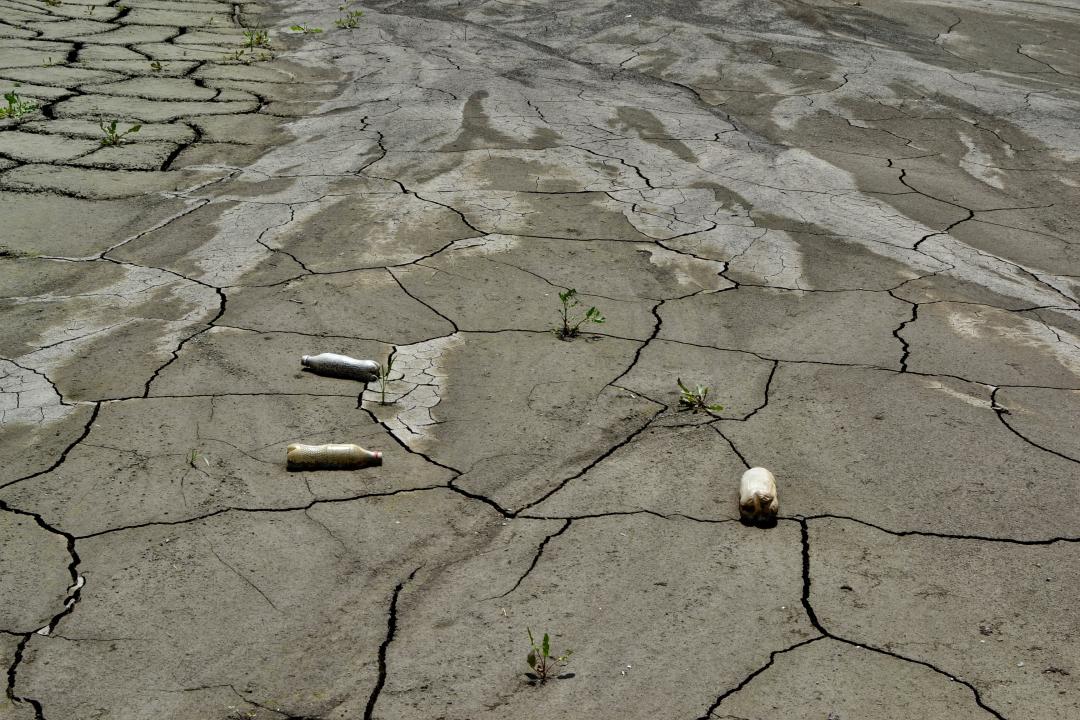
[301,353,380,381]
[286,443,382,471]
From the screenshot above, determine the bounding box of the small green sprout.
[553,288,604,340]
[44,0,60,6]
[1,85,37,120]
[335,1,364,29]
[677,378,724,415]
[99,119,141,146]
[289,24,323,34]
[149,60,163,72]
[526,628,572,684]
[378,353,395,406]
[188,449,210,469]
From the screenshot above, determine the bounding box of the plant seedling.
[0,85,37,120]
[99,119,141,146]
[44,0,60,6]
[149,60,163,72]
[188,449,210,469]
[377,353,395,406]
[677,378,724,415]
[290,24,323,34]
[526,628,572,684]
[335,1,363,29]
[553,288,604,340]
[243,27,271,49]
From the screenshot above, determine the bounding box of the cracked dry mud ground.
[1,0,1079,718]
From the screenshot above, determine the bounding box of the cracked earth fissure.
[1,499,83,719]
[990,387,1079,465]
[512,405,666,515]
[492,519,572,599]
[694,636,826,720]
[3,402,100,491]
[794,518,1008,720]
[803,512,1080,546]
[363,565,421,720]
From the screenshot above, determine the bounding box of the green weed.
[243,27,271,49]
[289,24,323,34]
[99,119,141,146]
[526,628,572,684]
[677,378,723,415]
[0,85,37,120]
[553,288,604,340]
[335,1,363,29]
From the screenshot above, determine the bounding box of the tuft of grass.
[676,378,723,415]
[289,24,323,34]
[1,85,37,120]
[99,119,141,146]
[243,27,271,49]
[553,288,604,340]
[188,449,209,469]
[526,628,572,684]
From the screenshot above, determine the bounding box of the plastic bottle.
[301,353,380,381]
[739,467,779,523]
[286,443,383,471]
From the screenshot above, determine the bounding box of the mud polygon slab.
[710,637,992,720]
[720,364,1080,539]
[660,287,910,367]
[0,510,72,632]
[905,302,1080,387]
[810,518,1080,719]
[378,515,814,719]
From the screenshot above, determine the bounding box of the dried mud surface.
[1,0,1078,718]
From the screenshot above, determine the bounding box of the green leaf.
[290,24,303,30]
[527,650,536,668]
[129,124,141,133]
[541,633,550,658]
